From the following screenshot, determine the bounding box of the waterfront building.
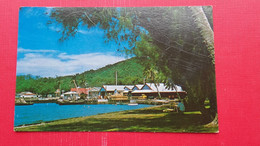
[70,88,90,95]
[61,91,80,100]
[88,87,101,99]
[18,92,37,98]
[99,83,187,100]
[100,85,126,98]
[131,83,187,99]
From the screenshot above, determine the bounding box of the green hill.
[16,58,145,96]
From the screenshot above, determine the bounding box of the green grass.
[14,106,218,133]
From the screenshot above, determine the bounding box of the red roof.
[70,88,90,94]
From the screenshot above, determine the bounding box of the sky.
[17,7,127,77]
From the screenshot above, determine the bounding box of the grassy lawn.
[14,105,218,133]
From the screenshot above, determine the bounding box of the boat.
[128,100,138,106]
[128,103,138,106]
[98,99,108,103]
[116,102,125,105]
[57,100,86,105]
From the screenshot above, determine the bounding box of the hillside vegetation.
[16,58,145,96]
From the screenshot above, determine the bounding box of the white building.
[61,91,80,100]
[19,92,37,98]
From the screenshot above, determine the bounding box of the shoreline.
[15,99,171,106]
[14,105,162,128]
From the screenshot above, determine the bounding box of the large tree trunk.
[189,6,215,64]
[198,97,217,123]
[189,6,217,125]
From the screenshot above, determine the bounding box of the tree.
[49,6,217,123]
[189,6,214,64]
[188,6,216,122]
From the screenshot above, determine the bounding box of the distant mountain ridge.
[16,58,145,95]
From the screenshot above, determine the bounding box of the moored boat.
[128,100,138,106]
[128,103,138,106]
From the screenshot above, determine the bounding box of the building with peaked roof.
[131,83,187,99]
[122,85,134,94]
[88,87,101,99]
[70,88,90,95]
[61,91,80,100]
[100,85,137,99]
[100,85,127,98]
[141,83,183,92]
[99,83,186,99]
[132,84,143,91]
[124,85,134,90]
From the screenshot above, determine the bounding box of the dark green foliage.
[16,58,145,96]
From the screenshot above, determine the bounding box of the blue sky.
[17,7,126,77]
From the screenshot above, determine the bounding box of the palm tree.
[144,67,161,99]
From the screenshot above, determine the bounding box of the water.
[14,103,153,126]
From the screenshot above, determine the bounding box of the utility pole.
[59,80,61,97]
[115,71,117,86]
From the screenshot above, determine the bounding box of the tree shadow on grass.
[38,109,217,132]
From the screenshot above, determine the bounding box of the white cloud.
[77,28,103,35]
[17,52,125,77]
[18,48,57,53]
[77,30,88,34]
[48,26,61,32]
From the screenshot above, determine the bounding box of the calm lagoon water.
[14,103,153,126]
